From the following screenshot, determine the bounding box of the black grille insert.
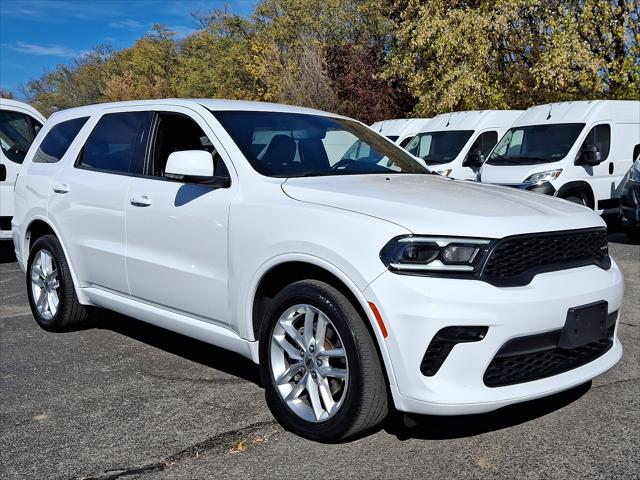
[481,228,610,286]
[483,314,616,387]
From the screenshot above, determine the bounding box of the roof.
[370,118,412,136]
[48,98,349,122]
[513,100,640,126]
[422,110,524,132]
[0,98,46,122]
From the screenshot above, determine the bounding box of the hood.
[281,174,603,238]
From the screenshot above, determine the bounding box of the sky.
[0,0,257,98]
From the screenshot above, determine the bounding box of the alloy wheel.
[269,304,349,423]
[30,250,60,320]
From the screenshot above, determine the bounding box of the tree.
[386,0,639,117]
[0,87,14,99]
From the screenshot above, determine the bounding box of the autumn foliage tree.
[19,0,640,120]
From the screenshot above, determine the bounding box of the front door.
[125,108,234,326]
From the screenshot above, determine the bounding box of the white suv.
[13,99,624,441]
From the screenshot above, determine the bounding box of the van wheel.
[26,234,90,332]
[563,191,588,207]
[259,280,387,442]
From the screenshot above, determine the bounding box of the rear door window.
[0,110,42,164]
[78,112,152,175]
[33,117,89,163]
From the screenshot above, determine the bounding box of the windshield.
[0,110,42,164]
[405,130,474,165]
[211,111,429,177]
[487,123,585,165]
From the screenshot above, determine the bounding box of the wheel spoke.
[276,362,304,385]
[318,366,347,379]
[31,274,45,288]
[274,335,303,361]
[279,319,305,351]
[47,291,59,312]
[42,252,53,275]
[303,306,315,347]
[318,376,335,414]
[319,348,345,359]
[285,373,308,402]
[49,277,60,290]
[36,289,47,310]
[32,265,45,281]
[306,374,324,420]
[315,313,328,346]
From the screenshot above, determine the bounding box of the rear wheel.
[26,234,89,332]
[259,280,387,442]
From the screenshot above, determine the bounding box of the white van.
[480,100,640,213]
[370,118,411,142]
[0,99,46,240]
[404,110,523,179]
[395,118,431,148]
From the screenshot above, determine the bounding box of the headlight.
[380,235,492,274]
[523,169,562,184]
[436,169,452,177]
[629,163,640,182]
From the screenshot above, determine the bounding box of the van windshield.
[405,130,474,165]
[486,123,585,165]
[211,111,429,177]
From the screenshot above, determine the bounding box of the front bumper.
[365,261,624,415]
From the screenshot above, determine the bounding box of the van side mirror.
[463,148,484,167]
[0,164,6,182]
[576,145,602,166]
[165,150,230,188]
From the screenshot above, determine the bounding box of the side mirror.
[0,164,6,182]
[463,148,484,167]
[165,150,229,187]
[576,145,602,166]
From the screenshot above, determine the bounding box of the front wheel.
[259,280,388,442]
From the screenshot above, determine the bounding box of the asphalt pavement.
[1,235,638,479]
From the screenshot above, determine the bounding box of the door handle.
[53,183,70,194]
[130,194,152,207]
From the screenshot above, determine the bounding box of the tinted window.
[33,117,88,163]
[581,124,611,161]
[405,130,474,165]
[0,110,40,164]
[487,123,585,165]
[212,111,427,177]
[471,131,499,157]
[150,112,228,178]
[399,135,414,148]
[79,112,151,174]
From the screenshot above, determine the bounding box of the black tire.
[259,279,388,442]
[26,234,89,332]
[562,191,589,207]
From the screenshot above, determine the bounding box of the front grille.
[483,323,615,387]
[482,228,609,286]
[0,216,11,231]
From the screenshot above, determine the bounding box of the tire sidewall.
[26,236,68,331]
[259,282,366,442]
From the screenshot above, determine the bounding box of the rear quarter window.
[33,117,89,163]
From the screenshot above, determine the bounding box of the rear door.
[49,109,151,294]
[125,107,235,326]
[0,109,42,234]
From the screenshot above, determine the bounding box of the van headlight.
[436,169,452,177]
[380,236,492,274]
[523,169,562,184]
[629,163,640,182]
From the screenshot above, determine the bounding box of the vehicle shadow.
[383,381,591,441]
[0,241,17,264]
[92,310,262,386]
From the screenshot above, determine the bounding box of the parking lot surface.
[1,236,638,480]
